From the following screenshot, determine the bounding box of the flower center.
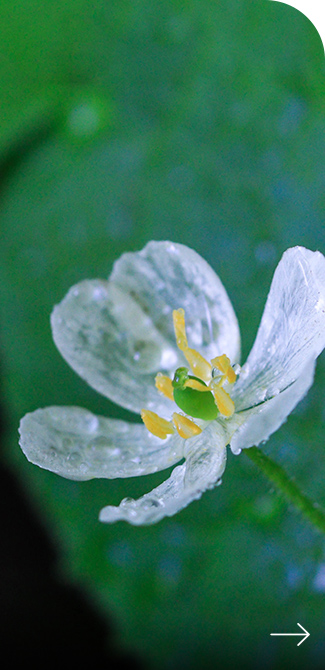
[141,308,237,440]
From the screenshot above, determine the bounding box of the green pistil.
[172,367,219,421]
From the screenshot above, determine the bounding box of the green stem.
[244,446,325,535]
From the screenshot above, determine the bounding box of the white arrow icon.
[270,623,310,646]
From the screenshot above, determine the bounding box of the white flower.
[19,242,325,525]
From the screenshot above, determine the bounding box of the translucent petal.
[99,421,228,525]
[230,359,316,454]
[51,241,240,415]
[233,247,325,411]
[18,406,184,481]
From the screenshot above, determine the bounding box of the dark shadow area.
[0,385,144,666]
[0,459,145,667]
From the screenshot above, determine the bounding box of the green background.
[1,1,325,667]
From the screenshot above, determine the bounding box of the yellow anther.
[211,354,237,384]
[227,367,237,384]
[172,412,202,439]
[211,354,230,374]
[173,307,212,381]
[183,348,212,382]
[211,385,235,418]
[184,378,211,392]
[155,373,174,401]
[173,308,188,350]
[141,409,175,440]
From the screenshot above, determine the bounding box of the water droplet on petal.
[240,365,250,379]
[168,244,177,253]
[131,456,141,464]
[142,497,163,510]
[120,497,136,507]
[48,446,57,461]
[111,447,121,457]
[257,388,267,402]
[90,436,108,450]
[83,415,99,433]
[92,285,108,301]
[67,450,81,465]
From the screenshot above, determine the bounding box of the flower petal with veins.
[51,241,240,416]
[233,247,325,411]
[19,406,183,480]
[231,359,316,454]
[99,422,228,525]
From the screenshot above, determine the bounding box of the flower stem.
[244,446,325,534]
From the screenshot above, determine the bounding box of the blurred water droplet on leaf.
[63,89,113,144]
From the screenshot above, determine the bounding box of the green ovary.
[173,379,219,420]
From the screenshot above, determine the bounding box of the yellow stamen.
[211,354,237,384]
[211,354,229,374]
[184,378,211,392]
[141,409,175,439]
[183,348,212,382]
[155,373,174,401]
[211,385,235,418]
[173,308,212,381]
[173,308,188,350]
[172,412,202,439]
